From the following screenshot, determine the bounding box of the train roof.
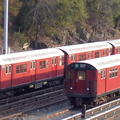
[57,41,112,54]
[0,48,64,65]
[73,54,120,70]
[107,39,120,47]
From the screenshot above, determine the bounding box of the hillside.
[0,0,120,52]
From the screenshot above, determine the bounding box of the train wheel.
[0,93,7,99]
[93,102,97,107]
[69,97,77,107]
[6,90,16,97]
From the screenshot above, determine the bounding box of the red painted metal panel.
[28,61,36,84]
[85,70,97,95]
[57,56,64,76]
[106,66,120,92]
[66,48,111,66]
[74,73,86,94]
[1,65,11,89]
[64,55,69,66]
[65,69,76,95]
[11,62,33,86]
[96,70,106,95]
[92,66,120,96]
[113,47,117,54]
[65,69,97,96]
[35,58,57,81]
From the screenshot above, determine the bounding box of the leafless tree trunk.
[23,0,56,49]
[114,16,120,29]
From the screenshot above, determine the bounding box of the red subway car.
[58,41,112,66]
[65,54,120,106]
[0,48,64,98]
[1,39,120,99]
[107,39,120,54]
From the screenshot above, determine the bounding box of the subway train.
[0,39,120,98]
[65,54,120,107]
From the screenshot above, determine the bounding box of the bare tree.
[22,0,56,49]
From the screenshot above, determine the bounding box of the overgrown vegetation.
[0,0,120,49]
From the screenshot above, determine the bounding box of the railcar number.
[35,83,42,89]
[80,64,86,68]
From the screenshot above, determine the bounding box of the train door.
[57,56,64,75]
[65,69,75,93]
[30,61,36,81]
[52,57,57,76]
[1,65,12,89]
[69,54,76,64]
[74,70,86,94]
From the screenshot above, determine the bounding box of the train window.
[40,60,48,69]
[43,61,46,68]
[95,52,100,58]
[5,65,12,74]
[33,61,36,68]
[46,60,49,68]
[101,69,106,79]
[16,66,19,73]
[103,49,107,56]
[20,65,23,73]
[109,68,118,78]
[23,64,27,72]
[30,61,36,69]
[40,62,42,69]
[16,64,27,73]
[78,54,86,61]
[71,54,76,62]
[30,62,32,69]
[60,56,64,66]
[5,66,8,74]
[109,48,112,55]
[88,52,92,59]
[117,47,120,53]
[77,71,85,80]
[52,57,56,65]
[114,68,118,76]
[41,61,45,69]
[9,65,12,73]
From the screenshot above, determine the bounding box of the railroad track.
[36,97,120,120]
[62,98,120,120]
[0,84,68,119]
[1,85,119,120]
[0,84,64,105]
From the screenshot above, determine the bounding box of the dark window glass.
[16,64,27,73]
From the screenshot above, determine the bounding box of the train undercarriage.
[0,77,64,99]
[69,90,120,107]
